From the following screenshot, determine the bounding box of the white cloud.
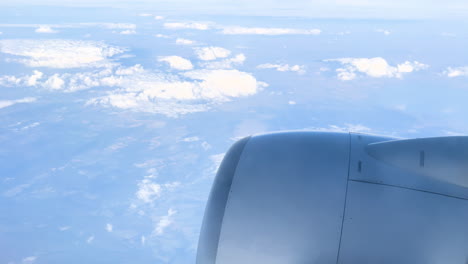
[1,22,135,29]
[161,21,321,36]
[138,13,152,17]
[181,136,200,142]
[376,29,391,35]
[0,39,126,68]
[100,23,137,30]
[2,67,138,93]
[154,208,177,236]
[0,70,44,87]
[0,42,263,117]
[230,54,246,63]
[201,141,211,150]
[308,124,372,133]
[84,23,136,30]
[195,46,231,61]
[158,56,193,70]
[106,223,113,232]
[134,160,159,170]
[136,179,162,203]
[326,57,428,80]
[443,130,467,136]
[182,69,262,99]
[335,69,356,81]
[397,61,427,73]
[141,235,146,245]
[175,38,195,45]
[164,22,210,30]
[120,29,136,35]
[163,181,181,190]
[201,53,246,69]
[155,34,170,38]
[19,122,40,130]
[135,179,181,203]
[257,63,306,74]
[90,95,208,116]
[3,121,40,132]
[88,69,266,116]
[40,68,115,92]
[3,183,32,197]
[288,100,296,105]
[59,226,71,231]
[0,97,37,109]
[26,70,44,86]
[22,256,37,264]
[0,75,22,86]
[87,235,94,244]
[115,64,144,75]
[35,25,58,33]
[445,66,468,77]
[154,15,165,20]
[44,74,65,90]
[1,67,265,116]
[221,26,321,35]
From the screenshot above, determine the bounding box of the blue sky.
[5,0,468,19]
[1,1,468,264]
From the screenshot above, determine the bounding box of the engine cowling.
[197,131,468,264]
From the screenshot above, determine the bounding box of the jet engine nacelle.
[197,132,468,264]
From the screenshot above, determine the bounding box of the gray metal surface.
[367,136,468,188]
[338,180,468,264]
[215,132,350,264]
[197,131,468,264]
[196,137,251,264]
[349,133,468,199]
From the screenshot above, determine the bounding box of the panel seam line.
[335,132,352,264]
[350,179,468,201]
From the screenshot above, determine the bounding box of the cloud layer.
[0,39,265,117]
[200,54,246,69]
[154,208,177,236]
[0,70,44,87]
[158,56,194,70]
[445,66,468,77]
[164,22,210,30]
[35,25,58,33]
[221,26,321,35]
[0,39,126,68]
[194,46,231,61]
[257,63,306,74]
[327,57,428,80]
[88,68,266,116]
[0,97,37,109]
[162,21,321,35]
[0,23,136,30]
[175,38,195,45]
